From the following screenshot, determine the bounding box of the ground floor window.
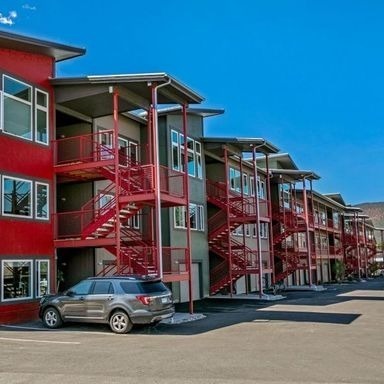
[36,260,49,297]
[2,259,50,301]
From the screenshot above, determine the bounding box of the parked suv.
[39,275,174,334]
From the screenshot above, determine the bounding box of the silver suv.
[39,275,174,334]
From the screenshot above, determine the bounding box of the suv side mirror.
[66,290,75,297]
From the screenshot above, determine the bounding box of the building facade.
[0,31,378,324]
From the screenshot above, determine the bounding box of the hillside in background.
[356,202,384,231]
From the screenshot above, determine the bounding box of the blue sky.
[1,1,383,204]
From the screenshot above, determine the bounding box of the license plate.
[161,297,169,303]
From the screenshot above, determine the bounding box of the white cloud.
[22,4,37,11]
[0,11,17,25]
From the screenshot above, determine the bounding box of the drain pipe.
[150,79,171,279]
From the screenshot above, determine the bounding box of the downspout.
[252,143,265,298]
[302,176,313,286]
[150,79,172,279]
[354,211,361,280]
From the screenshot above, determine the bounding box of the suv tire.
[43,307,63,329]
[109,311,133,334]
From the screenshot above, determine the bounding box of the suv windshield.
[120,281,168,294]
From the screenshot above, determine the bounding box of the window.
[171,130,180,171]
[128,211,140,229]
[195,141,202,179]
[174,204,204,231]
[2,176,32,217]
[2,260,33,301]
[36,260,49,297]
[35,182,49,220]
[129,141,139,165]
[171,130,202,178]
[250,176,255,196]
[3,76,32,140]
[229,167,241,193]
[35,89,49,145]
[243,174,249,195]
[257,177,266,199]
[259,222,269,239]
[174,206,186,228]
[187,137,195,177]
[280,184,291,209]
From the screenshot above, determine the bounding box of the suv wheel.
[43,307,63,329]
[109,311,133,334]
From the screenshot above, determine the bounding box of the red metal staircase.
[207,180,260,295]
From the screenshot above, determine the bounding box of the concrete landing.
[161,312,206,325]
[284,284,327,292]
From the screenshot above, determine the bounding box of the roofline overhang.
[50,73,204,104]
[154,106,225,118]
[267,168,320,180]
[202,137,279,154]
[0,30,85,62]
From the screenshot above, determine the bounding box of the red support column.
[252,147,264,298]
[150,83,163,279]
[266,154,275,285]
[224,147,233,296]
[354,211,361,280]
[182,104,193,314]
[112,88,121,274]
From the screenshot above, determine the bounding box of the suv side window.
[70,280,93,295]
[92,281,114,294]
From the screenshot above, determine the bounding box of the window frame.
[34,88,49,145]
[36,260,49,298]
[2,259,33,301]
[35,182,49,220]
[2,175,33,218]
[2,75,33,142]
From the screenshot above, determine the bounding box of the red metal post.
[113,88,121,274]
[363,217,368,278]
[182,104,193,314]
[224,147,233,296]
[354,211,361,280]
[150,83,163,279]
[252,147,264,298]
[239,156,248,294]
[265,154,275,285]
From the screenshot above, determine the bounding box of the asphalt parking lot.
[1,278,384,384]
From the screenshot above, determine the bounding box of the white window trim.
[2,75,33,142]
[0,90,3,131]
[2,259,33,301]
[34,88,49,145]
[35,182,49,220]
[2,175,33,218]
[36,259,50,298]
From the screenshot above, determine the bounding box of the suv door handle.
[107,296,114,301]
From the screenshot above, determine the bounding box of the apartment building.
[0,31,378,324]
[0,31,85,322]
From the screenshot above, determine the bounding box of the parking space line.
[0,337,80,345]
